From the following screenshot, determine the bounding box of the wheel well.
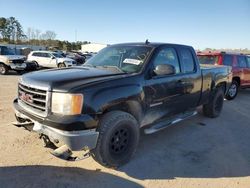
[57,62,64,67]
[216,82,227,94]
[232,77,240,86]
[102,101,143,123]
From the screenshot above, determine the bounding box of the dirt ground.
[0,73,250,188]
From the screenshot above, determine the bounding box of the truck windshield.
[0,46,15,55]
[198,55,218,65]
[85,46,153,73]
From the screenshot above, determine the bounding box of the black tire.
[91,111,140,168]
[203,88,224,118]
[16,70,26,75]
[225,80,239,100]
[58,63,66,68]
[32,61,39,70]
[0,63,9,75]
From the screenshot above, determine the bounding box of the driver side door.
[143,46,185,124]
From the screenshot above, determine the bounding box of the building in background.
[81,43,107,53]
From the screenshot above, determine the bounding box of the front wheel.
[0,64,9,75]
[225,80,239,100]
[203,88,224,118]
[91,111,140,168]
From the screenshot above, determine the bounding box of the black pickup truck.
[13,42,232,167]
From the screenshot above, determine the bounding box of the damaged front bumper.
[13,99,99,161]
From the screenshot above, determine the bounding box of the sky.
[0,0,250,49]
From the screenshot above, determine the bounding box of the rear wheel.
[91,111,139,168]
[225,80,239,100]
[203,88,224,118]
[58,63,66,68]
[0,64,9,75]
[32,61,39,69]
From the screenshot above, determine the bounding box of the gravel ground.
[0,73,250,188]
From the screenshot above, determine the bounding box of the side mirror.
[153,64,176,76]
[51,56,55,59]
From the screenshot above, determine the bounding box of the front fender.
[84,84,144,114]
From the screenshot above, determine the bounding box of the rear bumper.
[13,99,99,151]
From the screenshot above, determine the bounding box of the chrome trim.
[20,98,46,110]
[19,78,50,91]
[19,84,46,96]
[18,81,51,117]
[18,99,47,117]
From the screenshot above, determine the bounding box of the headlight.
[8,60,13,63]
[51,93,83,115]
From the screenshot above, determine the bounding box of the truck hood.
[4,55,26,60]
[20,67,126,92]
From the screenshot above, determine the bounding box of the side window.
[237,56,247,68]
[153,47,180,74]
[39,53,45,57]
[179,48,195,73]
[223,55,233,66]
[32,52,38,57]
[43,53,51,58]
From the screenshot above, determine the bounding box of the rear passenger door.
[177,47,202,109]
[33,52,44,67]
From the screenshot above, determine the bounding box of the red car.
[198,51,250,100]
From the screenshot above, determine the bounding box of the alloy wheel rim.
[109,127,130,155]
[0,66,5,74]
[228,84,237,97]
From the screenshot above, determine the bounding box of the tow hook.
[39,134,56,149]
[50,145,91,161]
[12,121,34,131]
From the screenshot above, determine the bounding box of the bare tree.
[44,30,56,40]
[35,29,41,40]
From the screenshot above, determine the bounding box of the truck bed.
[199,64,232,105]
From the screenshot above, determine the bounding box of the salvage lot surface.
[0,73,250,188]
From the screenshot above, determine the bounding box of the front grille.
[18,83,47,113]
[13,59,24,64]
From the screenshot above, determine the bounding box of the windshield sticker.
[123,58,142,65]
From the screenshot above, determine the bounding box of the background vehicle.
[13,43,232,168]
[247,55,250,67]
[27,51,77,68]
[65,51,85,65]
[0,46,37,75]
[197,51,250,100]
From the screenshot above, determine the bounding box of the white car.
[27,51,76,68]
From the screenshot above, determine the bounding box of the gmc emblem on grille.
[19,91,33,103]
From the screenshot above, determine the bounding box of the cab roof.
[111,42,193,49]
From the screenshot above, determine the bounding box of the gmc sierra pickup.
[13,42,232,167]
